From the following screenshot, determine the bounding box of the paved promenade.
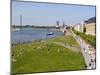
[70,29,96,69]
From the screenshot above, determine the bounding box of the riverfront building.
[73,23,96,36]
[85,23,96,36]
[73,23,84,32]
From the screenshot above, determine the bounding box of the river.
[11,28,64,44]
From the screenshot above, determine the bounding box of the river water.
[11,28,64,44]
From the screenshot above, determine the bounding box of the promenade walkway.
[70,29,96,69]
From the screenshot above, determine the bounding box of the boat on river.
[46,32,54,36]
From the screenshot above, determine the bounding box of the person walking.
[87,63,92,69]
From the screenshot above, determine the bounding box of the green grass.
[47,35,80,48]
[12,36,85,74]
[73,30,96,48]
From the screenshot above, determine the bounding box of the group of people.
[81,39,96,69]
[74,35,96,70]
[86,44,96,69]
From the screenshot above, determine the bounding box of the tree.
[83,26,86,33]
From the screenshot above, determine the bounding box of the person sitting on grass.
[12,52,14,56]
[47,49,50,53]
[84,64,87,68]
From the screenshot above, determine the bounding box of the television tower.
[20,15,22,30]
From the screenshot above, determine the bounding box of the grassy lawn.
[47,35,81,48]
[73,30,96,48]
[12,36,85,74]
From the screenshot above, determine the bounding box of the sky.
[12,1,96,26]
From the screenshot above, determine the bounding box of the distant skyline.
[12,1,96,26]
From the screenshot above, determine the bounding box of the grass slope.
[12,36,85,74]
[73,30,96,48]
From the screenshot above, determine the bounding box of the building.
[73,22,96,36]
[73,23,84,32]
[85,23,96,36]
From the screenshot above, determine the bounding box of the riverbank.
[12,35,86,74]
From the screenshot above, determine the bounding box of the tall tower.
[56,20,59,27]
[63,21,65,27]
[20,15,22,30]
